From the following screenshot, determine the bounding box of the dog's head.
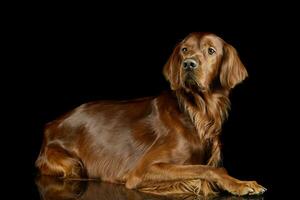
[163,32,248,92]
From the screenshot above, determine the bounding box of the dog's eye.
[182,47,188,52]
[208,47,216,55]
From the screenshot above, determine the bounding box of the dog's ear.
[220,43,248,89]
[163,45,182,90]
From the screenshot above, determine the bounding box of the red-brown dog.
[36,32,266,196]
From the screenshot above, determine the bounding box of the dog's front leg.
[126,163,266,196]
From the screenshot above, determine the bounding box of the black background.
[5,4,298,200]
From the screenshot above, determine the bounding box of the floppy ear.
[220,43,248,89]
[163,45,182,90]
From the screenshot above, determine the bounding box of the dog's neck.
[175,88,230,167]
[175,88,230,140]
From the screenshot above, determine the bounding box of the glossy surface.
[34,175,264,200]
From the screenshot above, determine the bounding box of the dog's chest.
[187,137,213,165]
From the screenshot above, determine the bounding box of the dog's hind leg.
[35,142,86,178]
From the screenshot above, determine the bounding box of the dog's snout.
[183,58,198,70]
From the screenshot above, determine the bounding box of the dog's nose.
[183,58,198,70]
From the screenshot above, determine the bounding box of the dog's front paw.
[224,180,267,196]
[125,175,142,189]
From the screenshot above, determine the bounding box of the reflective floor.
[34,175,265,200]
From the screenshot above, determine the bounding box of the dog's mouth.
[184,72,199,87]
[183,74,206,92]
[184,77,197,87]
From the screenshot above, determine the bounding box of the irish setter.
[36,32,266,196]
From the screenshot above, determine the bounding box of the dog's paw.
[125,175,142,189]
[225,180,267,196]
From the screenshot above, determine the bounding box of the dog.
[36,32,266,196]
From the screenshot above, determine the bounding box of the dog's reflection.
[35,175,172,200]
[35,175,264,200]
